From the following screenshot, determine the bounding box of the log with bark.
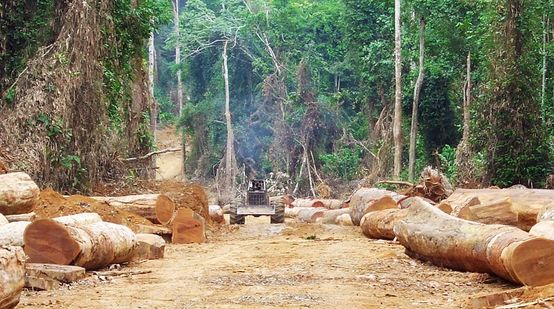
[24,220,137,270]
[5,212,35,222]
[133,234,165,260]
[529,221,554,240]
[349,188,404,226]
[0,172,40,215]
[170,208,206,244]
[393,197,554,286]
[92,194,170,223]
[285,207,314,218]
[335,214,353,226]
[444,189,554,231]
[318,208,351,224]
[296,208,327,223]
[0,247,25,308]
[365,196,398,213]
[537,204,554,222]
[360,208,408,240]
[0,213,103,247]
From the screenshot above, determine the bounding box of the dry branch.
[122,147,181,162]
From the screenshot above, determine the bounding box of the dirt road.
[19,217,512,308]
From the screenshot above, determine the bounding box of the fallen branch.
[91,270,152,277]
[122,148,181,162]
[375,180,415,187]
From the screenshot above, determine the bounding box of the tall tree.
[173,0,183,117]
[393,0,403,179]
[408,17,425,181]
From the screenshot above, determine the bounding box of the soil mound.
[35,188,153,232]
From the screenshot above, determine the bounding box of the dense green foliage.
[147,0,554,189]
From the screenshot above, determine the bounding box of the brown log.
[365,196,397,214]
[133,234,165,260]
[468,197,518,226]
[136,224,172,236]
[92,194,168,223]
[291,199,320,208]
[435,201,453,214]
[154,195,178,225]
[312,199,346,209]
[0,172,40,215]
[318,208,351,224]
[285,207,314,218]
[394,197,554,286]
[270,195,295,207]
[0,247,25,308]
[360,209,408,240]
[335,214,353,226]
[25,263,85,283]
[5,212,35,222]
[54,212,103,225]
[296,208,326,223]
[444,188,554,231]
[349,188,404,226]
[24,219,137,270]
[170,208,206,244]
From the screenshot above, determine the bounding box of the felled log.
[92,194,168,223]
[365,196,397,213]
[0,172,40,215]
[467,283,554,309]
[336,214,353,226]
[291,199,319,208]
[0,222,30,246]
[170,208,206,244]
[5,212,35,222]
[24,220,137,270]
[133,234,165,260]
[154,195,179,225]
[296,208,327,223]
[312,199,345,209]
[529,221,554,240]
[25,263,85,283]
[0,247,25,308]
[349,188,404,226]
[468,197,518,225]
[270,195,294,207]
[318,208,351,224]
[209,205,225,224]
[0,213,7,226]
[0,213,103,247]
[360,209,408,240]
[394,197,554,286]
[285,207,313,218]
[443,188,554,231]
[537,204,554,222]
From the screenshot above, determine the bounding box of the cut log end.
[155,195,176,225]
[24,219,80,265]
[506,238,554,286]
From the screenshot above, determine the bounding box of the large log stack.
[0,247,25,308]
[24,219,137,270]
[442,188,554,231]
[394,197,554,286]
[0,172,40,215]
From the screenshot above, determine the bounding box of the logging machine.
[230,179,285,224]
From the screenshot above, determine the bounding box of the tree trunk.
[463,52,472,142]
[529,221,554,241]
[394,197,554,286]
[408,18,425,181]
[542,15,548,111]
[222,40,237,202]
[349,188,404,226]
[54,212,103,225]
[0,247,25,309]
[365,195,398,214]
[0,172,40,215]
[154,195,178,225]
[149,31,156,142]
[336,214,354,226]
[170,208,206,244]
[318,208,351,224]
[393,0,403,179]
[360,208,408,240]
[24,220,137,270]
[133,234,165,260]
[93,194,169,223]
[285,207,314,218]
[173,0,183,117]
[537,204,554,222]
